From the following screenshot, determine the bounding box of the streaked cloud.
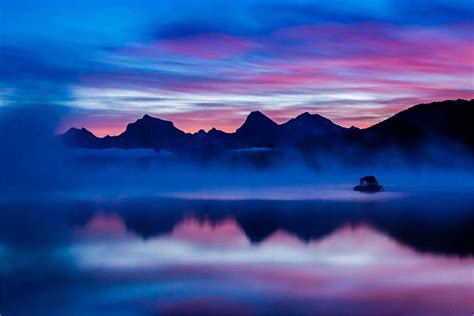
[1,0,473,135]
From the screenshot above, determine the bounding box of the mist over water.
[1,104,473,198]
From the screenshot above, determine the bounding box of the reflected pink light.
[73,216,474,314]
[170,217,248,247]
[76,213,128,237]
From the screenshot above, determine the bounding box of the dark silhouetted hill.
[235,111,280,147]
[280,112,346,146]
[362,99,474,150]
[61,127,101,148]
[114,114,186,149]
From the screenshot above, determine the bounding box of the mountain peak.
[294,112,327,121]
[237,111,277,135]
[238,111,277,132]
[208,127,229,136]
[195,129,206,136]
[248,110,265,117]
[298,112,312,117]
[65,127,79,133]
[65,127,94,136]
[281,112,344,136]
[60,126,99,148]
[139,114,169,123]
[234,110,280,147]
[126,114,175,130]
[112,113,185,149]
[246,110,276,122]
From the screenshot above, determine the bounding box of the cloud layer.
[1,0,473,135]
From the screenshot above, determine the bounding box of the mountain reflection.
[77,195,474,256]
[1,192,473,316]
[2,192,472,256]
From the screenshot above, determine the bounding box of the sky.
[1,0,473,136]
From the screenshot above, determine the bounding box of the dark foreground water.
[1,189,473,315]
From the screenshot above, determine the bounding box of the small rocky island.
[354,176,384,193]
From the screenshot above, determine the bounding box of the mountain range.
[60,99,474,156]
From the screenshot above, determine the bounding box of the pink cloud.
[274,23,474,77]
[68,23,473,134]
[158,108,253,133]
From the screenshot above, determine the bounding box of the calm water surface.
[1,189,473,315]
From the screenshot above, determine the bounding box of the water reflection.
[1,192,473,315]
[65,195,474,255]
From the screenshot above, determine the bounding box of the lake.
[1,189,473,315]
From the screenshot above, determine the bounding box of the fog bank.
[1,105,473,197]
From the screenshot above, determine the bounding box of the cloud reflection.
[70,216,473,315]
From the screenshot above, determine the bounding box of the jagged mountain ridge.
[61,109,347,150]
[60,99,474,153]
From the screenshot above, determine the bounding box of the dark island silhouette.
[60,99,474,156]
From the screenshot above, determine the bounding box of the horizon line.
[57,98,473,137]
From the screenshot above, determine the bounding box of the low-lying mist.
[1,105,473,197]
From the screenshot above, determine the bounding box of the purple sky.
[1,0,473,135]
